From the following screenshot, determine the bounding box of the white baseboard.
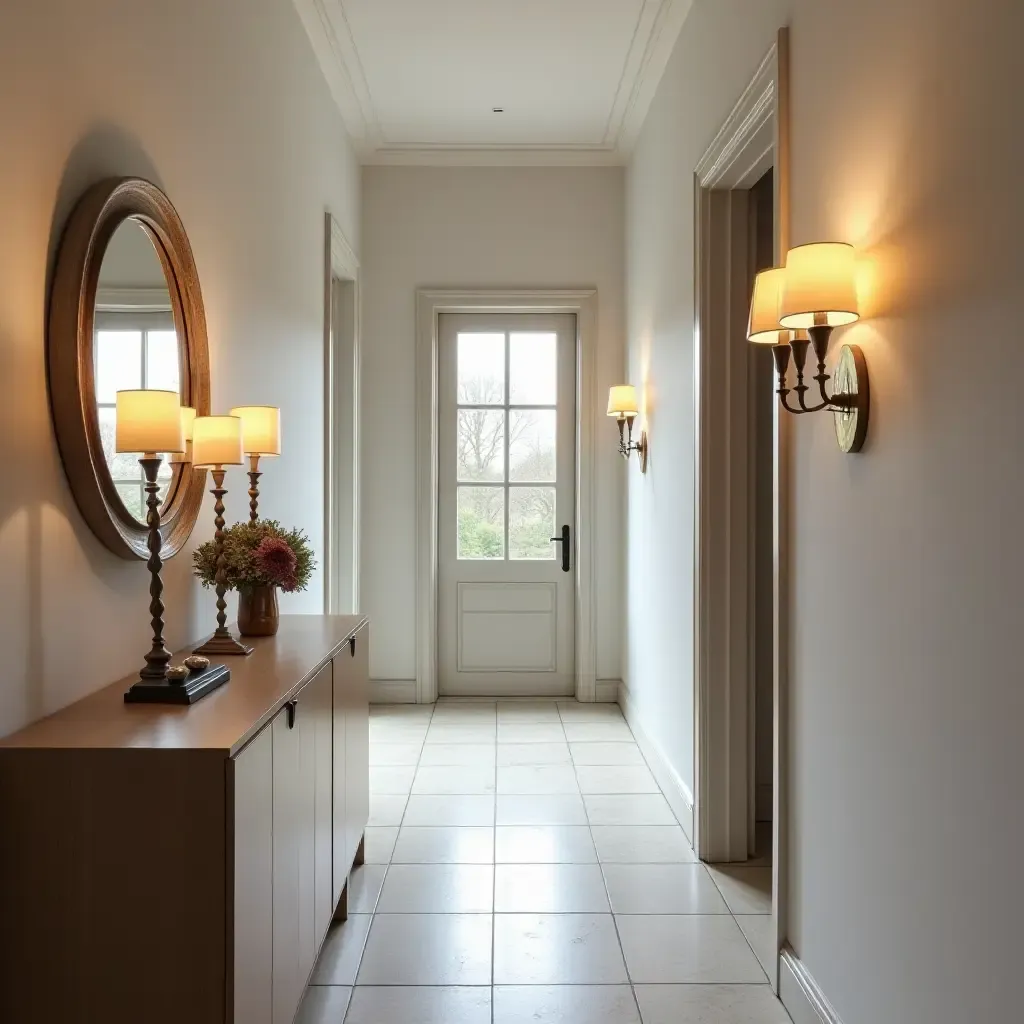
[617,681,695,843]
[595,679,620,702]
[370,679,417,704]
[779,947,844,1024]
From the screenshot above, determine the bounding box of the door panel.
[271,707,301,1024]
[438,313,576,696]
[345,627,370,867]
[232,727,273,1024]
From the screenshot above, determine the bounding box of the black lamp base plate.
[124,663,231,705]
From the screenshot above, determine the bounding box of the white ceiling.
[292,0,694,165]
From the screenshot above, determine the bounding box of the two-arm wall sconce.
[747,242,869,453]
[607,385,648,472]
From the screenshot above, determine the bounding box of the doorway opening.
[414,290,599,705]
[692,28,790,992]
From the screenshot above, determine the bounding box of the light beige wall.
[627,0,1023,1021]
[0,0,360,736]
[361,166,625,684]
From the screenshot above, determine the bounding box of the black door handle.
[550,524,571,573]
[286,700,298,729]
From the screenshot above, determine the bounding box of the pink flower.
[254,536,299,592]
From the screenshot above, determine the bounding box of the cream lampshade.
[607,385,639,419]
[170,407,198,464]
[192,416,244,468]
[779,242,860,329]
[115,390,185,455]
[230,406,281,457]
[747,267,789,344]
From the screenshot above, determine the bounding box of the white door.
[438,313,577,696]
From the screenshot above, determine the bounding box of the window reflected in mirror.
[93,218,180,523]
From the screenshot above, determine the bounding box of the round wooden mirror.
[48,178,210,560]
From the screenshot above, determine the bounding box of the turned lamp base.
[193,633,254,657]
[124,663,231,705]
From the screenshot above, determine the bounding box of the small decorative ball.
[184,655,211,673]
[166,665,189,683]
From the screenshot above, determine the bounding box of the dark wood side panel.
[0,747,227,1024]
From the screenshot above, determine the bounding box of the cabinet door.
[272,705,301,1024]
[332,656,348,908]
[345,625,370,868]
[232,726,273,1024]
[308,661,335,945]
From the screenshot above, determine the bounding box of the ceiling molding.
[293,0,694,165]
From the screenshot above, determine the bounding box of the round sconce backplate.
[832,344,869,453]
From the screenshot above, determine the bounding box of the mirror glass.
[93,218,181,523]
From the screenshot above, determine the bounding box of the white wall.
[0,0,360,736]
[626,0,1024,1022]
[361,167,625,685]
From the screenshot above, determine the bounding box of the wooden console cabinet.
[0,615,369,1024]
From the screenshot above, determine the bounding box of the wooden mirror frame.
[48,178,210,560]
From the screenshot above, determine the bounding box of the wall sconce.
[607,385,648,472]
[747,242,869,453]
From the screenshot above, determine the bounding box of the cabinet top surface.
[0,615,367,754]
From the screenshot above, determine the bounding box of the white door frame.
[692,28,790,991]
[323,212,361,615]
[415,289,598,705]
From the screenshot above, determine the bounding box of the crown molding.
[294,0,694,165]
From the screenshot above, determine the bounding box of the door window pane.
[457,409,505,482]
[509,410,556,482]
[95,330,142,402]
[510,332,556,405]
[458,333,505,405]
[458,487,505,559]
[147,330,180,392]
[509,487,556,560]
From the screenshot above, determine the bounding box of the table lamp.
[229,406,281,521]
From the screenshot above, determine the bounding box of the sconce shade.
[115,390,185,455]
[607,385,639,418]
[747,267,788,343]
[230,405,281,456]
[779,242,860,329]
[180,406,197,442]
[192,415,244,468]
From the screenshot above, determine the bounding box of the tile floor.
[297,700,787,1023]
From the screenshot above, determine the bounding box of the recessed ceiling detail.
[292,0,694,165]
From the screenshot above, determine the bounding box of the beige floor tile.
[403,794,495,826]
[347,864,388,915]
[368,794,408,827]
[494,864,610,913]
[616,915,767,983]
[736,914,777,975]
[412,765,496,795]
[584,794,678,825]
[295,985,351,1024]
[633,984,788,1023]
[418,743,496,767]
[496,825,597,863]
[497,722,566,743]
[496,793,588,825]
[309,915,371,985]
[591,825,696,863]
[370,765,416,794]
[392,826,495,864]
[497,742,572,766]
[707,865,773,915]
[362,826,399,864]
[497,765,580,794]
[493,985,639,1024]
[493,913,627,984]
[357,914,492,985]
[602,863,728,914]
[576,765,659,794]
[562,721,634,742]
[369,742,423,766]
[376,864,494,913]
[345,986,491,1024]
[569,742,646,766]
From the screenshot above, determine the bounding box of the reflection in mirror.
[94,219,179,523]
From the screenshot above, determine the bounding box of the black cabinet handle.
[549,524,571,572]
[349,635,356,656]
[286,700,298,729]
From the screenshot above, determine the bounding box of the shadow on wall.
[0,124,203,727]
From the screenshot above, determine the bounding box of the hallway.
[297,700,785,1023]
